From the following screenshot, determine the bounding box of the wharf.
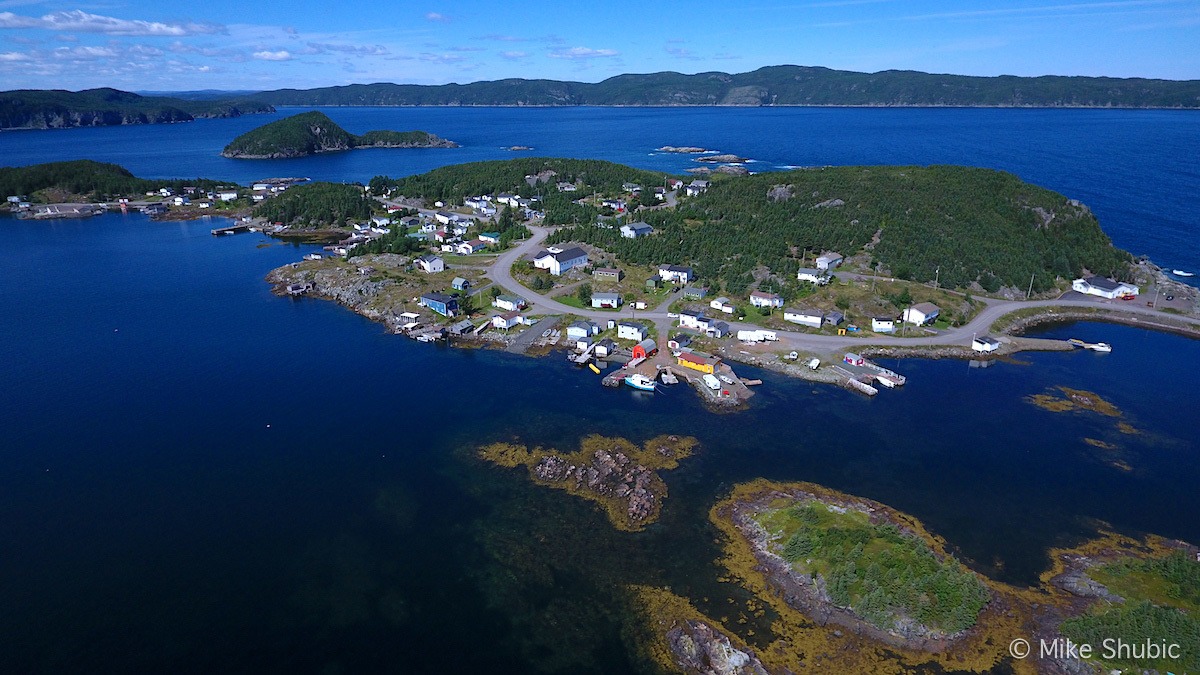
[211,223,251,236]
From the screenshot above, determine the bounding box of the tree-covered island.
[221,111,459,159]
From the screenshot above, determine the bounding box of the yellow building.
[677,351,719,374]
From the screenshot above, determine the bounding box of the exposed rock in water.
[657,146,712,153]
[696,154,749,163]
[667,620,770,675]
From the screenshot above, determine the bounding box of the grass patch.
[755,500,988,635]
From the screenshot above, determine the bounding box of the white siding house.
[797,268,830,285]
[658,265,694,284]
[617,322,648,341]
[815,252,844,270]
[902,302,941,325]
[1071,276,1139,299]
[415,255,445,273]
[871,317,896,333]
[620,222,654,239]
[710,297,735,314]
[749,291,783,308]
[492,295,526,312]
[533,247,588,276]
[972,336,1001,352]
[783,308,824,328]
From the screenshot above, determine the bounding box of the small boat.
[1069,338,1112,353]
[624,374,657,392]
[1172,269,1194,277]
[875,375,896,389]
[659,369,679,385]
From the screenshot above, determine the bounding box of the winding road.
[488,226,1200,356]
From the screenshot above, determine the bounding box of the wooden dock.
[211,223,251,236]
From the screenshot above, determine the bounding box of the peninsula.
[220,111,458,159]
[242,65,1200,108]
[0,87,273,130]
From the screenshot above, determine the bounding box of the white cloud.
[53,45,117,59]
[548,46,618,59]
[252,49,292,61]
[500,50,528,59]
[0,10,224,36]
[425,12,448,22]
[0,50,30,61]
[304,42,389,56]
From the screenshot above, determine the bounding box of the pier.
[211,223,252,236]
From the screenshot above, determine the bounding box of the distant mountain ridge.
[0,88,275,130]
[248,65,1200,108]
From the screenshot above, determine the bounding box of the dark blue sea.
[1,109,1198,673]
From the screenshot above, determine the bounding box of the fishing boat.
[623,374,657,392]
[658,369,679,385]
[1172,269,1194,277]
[1068,338,1112,353]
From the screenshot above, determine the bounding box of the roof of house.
[636,339,657,351]
[624,221,653,230]
[618,320,644,329]
[595,267,621,275]
[660,264,693,273]
[817,251,843,260]
[910,302,941,315]
[1082,276,1124,291]
[679,351,718,365]
[593,292,620,299]
[452,277,469,285]
[825,310,845,321]
[710,321,730,331]
[873,316,895,323]
[551,246,587,262]
[422,292,456,303]
[786,307,823,317]
[497,310,521,320]
[496,294,524,304]
[797,267,825,276]
[416,254,442,263]
[974,335,1001,345]
[750,290,780,299]
[713,296,732,304]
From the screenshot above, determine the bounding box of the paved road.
[486,227,1200,356]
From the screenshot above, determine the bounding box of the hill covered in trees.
[0,160,230,201]
[221,111,458,159]
[253,181,372,226]
[0,88,273,130]
[248,65,1200,108]
[543,164,1130,294]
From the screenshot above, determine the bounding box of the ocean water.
[1,109,1199,673]
[1,106,1199,278]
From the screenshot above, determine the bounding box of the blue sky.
[1,0,1197,90]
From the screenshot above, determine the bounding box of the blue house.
[420,292,460,317]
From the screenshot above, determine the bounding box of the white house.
[533,247,588,276]
[566,320,600,340]
[620,222,654,239]
[556,181,578,192]
[601,198,627,211]
[685,180,709,197]
[434,211,454,225]
[371,216,392,227]
[678,310,707,330]
[749,291,784,308]
[815,252,844,270]
[710,297,735,314]
[658,264,694,284]
[479,232,502,245]
[493,294,526,312]
[972,335,1002,352]
[217,191,239,202]
[902,302,941,325]
[464,197,490,210]
[1072,276,1139,299]
[871,317,896,333]
[415,255,445,274]
[797,268,830,285]
[456,239,487,255]
[492,311,523,330]
[172,196,190,206]
[783,308,824,328]
[591,292,622,309]
[617,321,648,341]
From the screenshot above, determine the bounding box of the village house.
[434,230,454,243]
[783,308,824,328]
[434,211,455,225]
[491,311,523,330]
[419,292,459,317]
[749,291,784,309]
[622,182,642,193]
[172,196,190,206]
[566,320,600,340]
[815,252,844,270]
[591,292,622,309]
[685,179,709,197]
[667,333,693,352]
[678,310,707,330]
[972,335,1002,352]
[594,338,618,358]
[464,197,490,210]
[710,297,735,314]
[705,320,731,338]
[1071,276,1139,299]
[533,247,589,276]
[556,181,578,192]
[658,264,694,284]
[479,232,502,245]
[797,268,830,285]
[601,198,627,211]
[371,216,392,228]
[667,178,684,190]
[492,294,526,311]
[620,222,654,239]
[871,317,896,333]
[682,286,708,300]
[617,321,648,341]
[456,239,487,255]
[451,277,472,291]
[844,352,865,367]
[415,255,445,274]
[677,351,720,374]
[902,302,941,325]
[824,311,845,326]
[448,319,476,335]
[593,267,623,281]
[217,190,239,202]
[652,187,667,201]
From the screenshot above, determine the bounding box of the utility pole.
[1026,272,1035,300]
[934,266,940,290]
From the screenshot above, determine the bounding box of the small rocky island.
[478,434,697,531]
[221,111,458,159]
